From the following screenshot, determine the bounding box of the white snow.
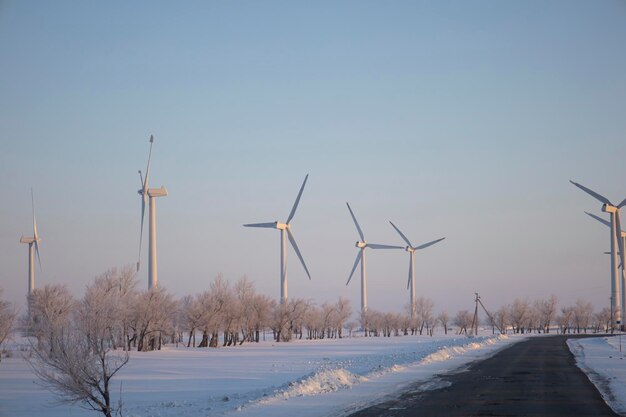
[568,335,626,416]
[0,333,522,417]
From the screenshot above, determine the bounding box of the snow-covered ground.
[568,335,626,416]
[0,333,522,417]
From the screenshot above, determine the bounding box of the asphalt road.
[349,335,617,417]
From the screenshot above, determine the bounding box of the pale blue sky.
[2,1,626,314]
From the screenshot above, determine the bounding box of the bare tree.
[557,306,574,334]
[494,306,508,334]
[592,307,611,333]
[132,286,177,351]
[572,299,593,334]
[0,289,17,362]
[26,284,76,346]
[534,295,557,333]
[453,310,472,335]
[26,274,130,417]
[437,311,450,335]
[509,298,530,334]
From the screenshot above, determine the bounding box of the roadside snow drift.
[568,336,626,416]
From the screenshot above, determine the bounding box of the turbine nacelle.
[147,187,168,198]
[355,241,367,249]
[603,204,619,214]
[20,236,36,244]
[405,246,414,253]
[275,222,288,230]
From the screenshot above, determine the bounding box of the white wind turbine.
[244,174,311,304]
[137,135,168,289]
[20,189,41,295]
[571,180,626,328]
[346,203,403,315]
[389,221,445,320]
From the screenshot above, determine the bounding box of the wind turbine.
[243,174,311,305]
[389,221,445,320]
[571,180,626,328]
[20,189,41,295]
[346,203,403,316]
[137,135,168,289]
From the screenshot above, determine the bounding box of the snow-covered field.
[0,333,521,417]
[568,335,626,416]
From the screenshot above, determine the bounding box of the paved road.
[349,335,617,417]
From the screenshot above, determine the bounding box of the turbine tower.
[244,174,311,304]
[137,135,168,289]
[585,211,626,324]
[389,221,445,320]
[20,189,41,295]
[571,180,626,329]
[346,203,403,315]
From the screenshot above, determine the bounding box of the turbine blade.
[585,211,611,228]
[30,189,42,271]
[617,212,625,272]
[619,197,626,209]
[138,194,147,271]
[414,237,446,250]
[367,243,404,249]
[407,255,411,290]
[389,221,412,247]
[346,202,365,241]
[346,251,362,285]
[31,188,38,240]
[286,174,308,224]
[287,228,311,280]
[570,180,611,205]
[34,240,42,271]
[143,135,154,191]
[243,222,277,228]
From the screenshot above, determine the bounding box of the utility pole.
[470,292,503,336]
[471,293,480,336]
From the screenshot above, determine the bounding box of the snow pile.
[255,334,510,407]
[421,334,508,365]
[568,336,626,416]
[270,368,367,400]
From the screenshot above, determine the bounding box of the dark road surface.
[349,335,617,417]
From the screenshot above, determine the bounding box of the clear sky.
[1,1,626,315]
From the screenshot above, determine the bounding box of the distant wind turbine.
[137,135,168,289]
[346,203,403,316]
[20,189,41,295]
[571,180,626,328]
[244,174,311,304]
[389,221,445,319]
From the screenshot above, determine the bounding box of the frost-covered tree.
[494,306,508,334]
[453,310,472,335]
[557,306,574,334]
[131,286,177,351]
[572,299,593,334]
[0,289,17,362]
[592,307,611,333]
[26,284,76,347]
[437,311,450,335]
[415,297,434,335]
[26,273,130,417]
[509,298,530,333]
[534,295,557,333]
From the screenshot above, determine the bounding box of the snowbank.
[568,336,626,416]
